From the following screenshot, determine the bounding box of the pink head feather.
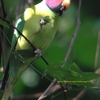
[45,0,63,8]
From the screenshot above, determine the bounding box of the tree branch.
[0,0,7,71]
[94,30,100,69]
[61,0,82,68]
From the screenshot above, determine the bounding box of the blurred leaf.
[21,67,40,87]
[0,20,9,28]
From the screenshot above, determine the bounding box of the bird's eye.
[60,4,66,12]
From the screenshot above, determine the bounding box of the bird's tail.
[1,82,14,100]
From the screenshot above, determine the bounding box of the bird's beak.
[62,0,71,9]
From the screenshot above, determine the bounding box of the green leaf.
[61,63,83,81]
[63,63,100,86]
[69,63,82,73]
[80,72,100,81]
[0,20,9,28]
[47,62,100,87]
[47,61,65,69]
[47,61,66,80]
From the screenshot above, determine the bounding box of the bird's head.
[45,0,70,15]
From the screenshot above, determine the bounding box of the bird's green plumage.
[2,1,60,100]
[15,0,59,51]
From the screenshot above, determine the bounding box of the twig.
[12,92,42,100]
[0,0,7,17]
[38,78,57,100]
[73,88,86,100]
[94,30,100,69]
[60,0,82,99]
[0,67,4,72]
[66,0,83,99]
[61,0,82,68]
[0,0,7,71]
[60,83,67,100]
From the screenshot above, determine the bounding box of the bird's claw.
[34,49,42,57]
[38,16,50,32]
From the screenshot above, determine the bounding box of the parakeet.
[1,0,70,100]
